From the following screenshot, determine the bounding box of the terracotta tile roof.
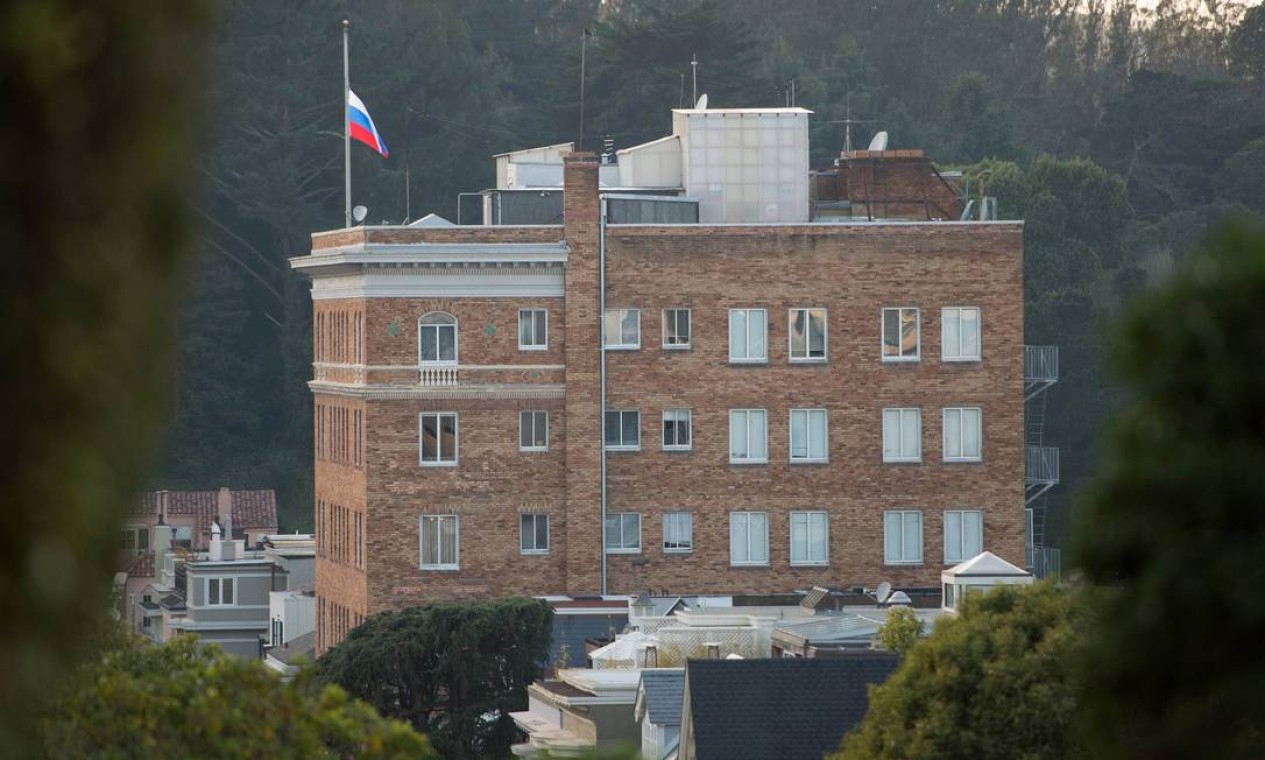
[133,489,279,539]
[122,551,155,579]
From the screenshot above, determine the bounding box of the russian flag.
[347,89,388,158]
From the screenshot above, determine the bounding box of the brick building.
[293,107,1036,653]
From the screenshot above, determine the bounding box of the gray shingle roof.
[685,655,899,760]
[640,669,685,726]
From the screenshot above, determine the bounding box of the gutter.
[599,195,609,596]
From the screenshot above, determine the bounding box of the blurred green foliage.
[875,605,924,656]
[40,630,434,758]
[835,583,1083,760]
[1076,219,1265,758]
[0,0,210,753]
[318,597,554,760]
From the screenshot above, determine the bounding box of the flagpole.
[343,19,351,228]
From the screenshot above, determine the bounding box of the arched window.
[419,312,457,365]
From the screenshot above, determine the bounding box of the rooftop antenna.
[690,53,698,107]
[352,205,368,224]
[839,91,876,157]
[679,72,685,108]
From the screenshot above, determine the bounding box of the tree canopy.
[835,583,1083,760]
[40,631,434,759]
[318,597,554,760]
[1075,219,1265,758]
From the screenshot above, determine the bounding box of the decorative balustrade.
[418,366,459,386]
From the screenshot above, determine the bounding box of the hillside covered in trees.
[168,0,1265,543]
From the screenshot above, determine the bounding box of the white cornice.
[310,265,565,300]
[309,381,566,400]
[291,241,568,275]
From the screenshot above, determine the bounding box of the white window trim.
[881,307,921,363]
[519,410,549,452]
[789,511,829,567]
[789,408,829,464]
[604,308,641,350]
[419,514,459,570]
[605,512,642,554]
[942,407,983,463]
[728,308,768,364]
[729,409,768,465]
[418,412,459,467]
[884,510,924,565]
[418,312,458,367]
[729,511,770,567]
[604,410,641,451]
[662,409,693,451]
[944,509,983,564]
[204,577,236,607]
[518,308,548,352]
[662,511,694,553]
[662,308,692,350]
[788,307,828,363]
[520,513,550,555]
[882,407,922,463]
[941,306,981,362]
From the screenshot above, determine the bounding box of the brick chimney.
[562,151,603,596]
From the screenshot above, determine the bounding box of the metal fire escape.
[1024,345,1060,578]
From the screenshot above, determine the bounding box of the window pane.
[440,416,457,460]
[961,308,979,357]
[604,411,620,446]
[884,512,901,562]
[809,310,826,357]
[520,413,532,448]
[520,515,532,551]
[223,579,234,605]
[790,310,807,356]
[621,310,638,344]
[730,310,746,358]
[422,519,437,564]
[964,409,981,458]
[534,311,547,344]
[750,311,766,358]
[730,412,747,458]
[622,513,640,549]
[438,326,455,362]
[903,513,921,561]
[810,514,827,562]
[752,513,768,563]
[882,310,899,357]
[882,410,899,460]
[901,309,918,357]
[537,515,549,549]
[678,310,690,343]
[519,313,532,346]
[732,514,749,562]
[420,326,437,362]
[790,411,807,458]
[791,513,808,561]
[421,416,438,461]
[946,511,962,561]
[943,309,961,358]
[752,411,767,460]
[622,412,639,447]
[809,411,827,459]
[604,311,620,345]
[604,516,619,548]
[440,517,456,565]
[945,409,962,459]
[209,579,220,605]
[901,410,919,458]
[964,511,981,558]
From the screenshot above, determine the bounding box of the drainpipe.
[599,195,609,596]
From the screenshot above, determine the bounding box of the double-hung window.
[730,511,769,566]
[604,308,641,349]
[790,511,829,566]
[662,409,692,450]
[941,307,980,361]
[663,308,691,349]
[518,309,548,350]
[942,407,982,462]
[790,409,828,463]
[419,515,459,569]
[789,308,827,362]
[206,577,235,606]
[882,408,921,463]
[520,514,549,554]
[520,410,549,451]
[419,412,458,465]
[663,512,693,553]
[728,308,767,363]
[881,307,920,362]
[604,512,641,553]
[944,510,982,564]
[884,510,923,565]
[419,312,457,365]
[604,410,640,450]
[729,409,768,464]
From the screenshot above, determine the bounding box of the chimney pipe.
[210,519,223,561]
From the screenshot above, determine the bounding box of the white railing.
[418,366,459,386]
[1026,445,1060,485]
[1024,345,1059,383]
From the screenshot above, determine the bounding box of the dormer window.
[419,312,457,365]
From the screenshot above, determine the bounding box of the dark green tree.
[41,631,434,758]
[318,597,554,760]
[0,0,210,752]
[834,583,1083,760]
[1076,219,1265,758]
[1214,136,1265,214]
[1230,3,1265,84]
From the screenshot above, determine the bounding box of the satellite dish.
[874,581,892,605]
[695,93,708,110]
[867,131,889,151]
[352,205,368,224]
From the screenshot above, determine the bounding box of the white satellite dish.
[695,93,708,110]
[867,131,889,151]
[352,205,368,224]
[873,581,892,605]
